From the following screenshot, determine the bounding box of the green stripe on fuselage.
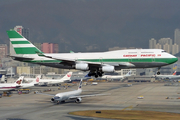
[11,41,30,44]
[78,58,177,64]
[14,47,42,54]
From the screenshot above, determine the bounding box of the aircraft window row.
[161,51,166,52]
[128,52,137,53]
[141,52,154,53]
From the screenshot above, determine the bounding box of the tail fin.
[78,79,83,89]
[172,71,176,75]
[15,76,24,85]
[7,29,43,55]
[31,75,41,84]
[0,75,5,83]
[60,72,73,82]
[124,70,132,77]
[84,73,91,79]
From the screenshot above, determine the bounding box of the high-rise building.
[41,43,50,53]
[22,28,30,40]
[0,44,8,58]
[14,26,23,35]
[14,26,30,39]
[172,43,179,55]
[41,43,59,53]
[174,29,180,45]
[155,43,162,49]
[149,38,156,49]
[158,38,172,53]
[163,43,170,53]
[53,43,59,53]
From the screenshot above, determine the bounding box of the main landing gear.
[88,70,104,78]
[157,67,161,75]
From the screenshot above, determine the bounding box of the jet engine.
[75,98,82,103]
[75,63,89,70]
[102,66,115,72]
[51,98,55,102]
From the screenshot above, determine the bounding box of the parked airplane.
[153,71,180,80]
[37,79,106,104]
[101,70,132,80]
[7,30,178,78]
[38,72,72,85]
[0,76,24,91]
[19,75,40,88]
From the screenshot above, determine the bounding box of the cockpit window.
[161,51,166,53]
[54,96,60,99]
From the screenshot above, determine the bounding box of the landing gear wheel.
[157,71,160,75]
[95,74,98,78]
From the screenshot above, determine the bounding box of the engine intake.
[75,63,89,70]
[75,98,82,103]
[102,66,115,72]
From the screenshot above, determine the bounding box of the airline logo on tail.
[67,73,72,77]
[36,77,39,82]
[173,71,176,75]
[16,79,22,85]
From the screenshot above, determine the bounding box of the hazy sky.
[1,0,180,52]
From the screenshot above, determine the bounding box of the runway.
[0,82,180,120]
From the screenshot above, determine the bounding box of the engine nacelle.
[51,98,55,102]
[75,63,89,70]
[75,98,82,103]
[102,66,115,72]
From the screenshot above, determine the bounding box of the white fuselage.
[0,83,20,91]
[52,89,82,102]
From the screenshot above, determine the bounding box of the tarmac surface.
[0,81,180,120]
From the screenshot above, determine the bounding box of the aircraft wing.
[36,92,55,96]
[69,93,108,99]
[39,53,135,67]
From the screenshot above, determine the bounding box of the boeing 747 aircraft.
[7,30,178,78]
[37,79,106,104]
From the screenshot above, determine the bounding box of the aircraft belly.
[115,62,168,70]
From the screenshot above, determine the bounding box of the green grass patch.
[69,110,180,120]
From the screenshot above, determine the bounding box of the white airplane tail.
[60,72,73,82]
[31,75,41,84]
[15,76,24,85]
[1,75,5,83]
[124,70,132,77]
[78,79,83,89]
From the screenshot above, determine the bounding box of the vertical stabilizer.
[78,79,83,89]
[124,70,132,77]
[7,30,43,55]
[60,72,73,82]
[172,71,176,75]
[0,75,5,83]
[15,76,24,85]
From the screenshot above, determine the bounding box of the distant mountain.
[1,0,180,52]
